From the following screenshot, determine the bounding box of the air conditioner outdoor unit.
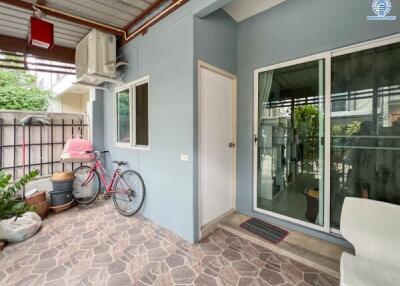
[75,29,116,85]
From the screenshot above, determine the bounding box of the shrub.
[0,170,39,220]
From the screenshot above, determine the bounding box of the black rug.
[240,218,289,244]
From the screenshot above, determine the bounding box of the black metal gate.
[0,114,89,179]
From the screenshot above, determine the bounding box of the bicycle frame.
[82,158,131,195]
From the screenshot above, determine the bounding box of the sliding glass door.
[256,59,325,226]
[255,38,400,233]
[330,42,400,229]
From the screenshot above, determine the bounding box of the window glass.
[330,42,400,229]
[116,89,130,143]
[135,83,149,146]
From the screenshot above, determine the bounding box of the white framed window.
[114,76,149,149]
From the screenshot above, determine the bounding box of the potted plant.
[0,170,39,220]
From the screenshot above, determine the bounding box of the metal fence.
[0,111,89,179]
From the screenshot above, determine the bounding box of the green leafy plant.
[332,121,361,136]
[0,69,50,111]
[294,105,320,173]
[345,121,361,136]
[0,170,39,220]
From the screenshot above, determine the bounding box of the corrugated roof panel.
[22,0,155,28]
[0,0,171,50]
[39,0,129,27]
[0,3,30,40]
[47,17,91,35]
[0,12,28,26]
[0,26,27,39]
[120,0,156,11]
[0,20,27,32]
[0,2,90,48]
[80,0,144,17]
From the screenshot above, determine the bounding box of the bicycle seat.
[112,160,127,166]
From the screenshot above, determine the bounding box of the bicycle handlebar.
[84,150,109,154]
[84,150,109,160]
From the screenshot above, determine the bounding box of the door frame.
[252,33,400,235]
[198,60,237,239]
[253,53,331,233]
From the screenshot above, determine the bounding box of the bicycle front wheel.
[112,170,146,216]
[73,166,101,205]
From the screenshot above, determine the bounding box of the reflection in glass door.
[330,42,400,229]
[256,59,325,226]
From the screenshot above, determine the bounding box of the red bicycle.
[72,150,145,216]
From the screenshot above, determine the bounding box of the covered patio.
[0,0,399,286]
[1,200,338,285]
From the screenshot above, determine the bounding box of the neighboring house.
[34,70,90,113]
[49,74,90,113]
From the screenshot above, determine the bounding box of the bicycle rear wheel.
[73,166,101,205]
[112,170,146,216]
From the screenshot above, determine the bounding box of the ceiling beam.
[0,35,75,64]
[0,0,125,37]
[123,0,165,31]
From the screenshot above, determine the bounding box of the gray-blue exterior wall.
[95,0,400,245]
[95,0,235,243]
[100,3,195,243]
[92,90,104,153]
[193,8,238,240]
[236,0,400,245]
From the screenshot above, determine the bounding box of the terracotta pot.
[33,200,49,219]
[26,192,46,206]
[49,200,74,213]
[52,172,74,182]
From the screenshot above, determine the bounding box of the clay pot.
[33,200,49,218]
[49,200,74,213]
[26,192,46,206]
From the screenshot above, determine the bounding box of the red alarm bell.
[28,16,54,50]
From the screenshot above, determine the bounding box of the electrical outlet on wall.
[180,154,189,161]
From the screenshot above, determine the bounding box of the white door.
[199,63,236,227]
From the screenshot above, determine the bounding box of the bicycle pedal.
[103,194,111,200]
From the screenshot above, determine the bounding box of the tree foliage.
[294,105,320,173]
[0,69,50,111]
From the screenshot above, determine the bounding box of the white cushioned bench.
[340,197,400,286]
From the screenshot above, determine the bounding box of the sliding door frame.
[253,52,330,233]
[253,33,400,235]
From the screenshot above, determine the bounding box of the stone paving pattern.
[0,200,339,285]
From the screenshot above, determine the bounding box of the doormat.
[240,218,289,244]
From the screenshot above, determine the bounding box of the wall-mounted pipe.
[122,0,188,45]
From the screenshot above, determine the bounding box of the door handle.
[229,142,236,148]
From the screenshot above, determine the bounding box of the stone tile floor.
[0,200,339,286]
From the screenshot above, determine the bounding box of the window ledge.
[115,144,150,151]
